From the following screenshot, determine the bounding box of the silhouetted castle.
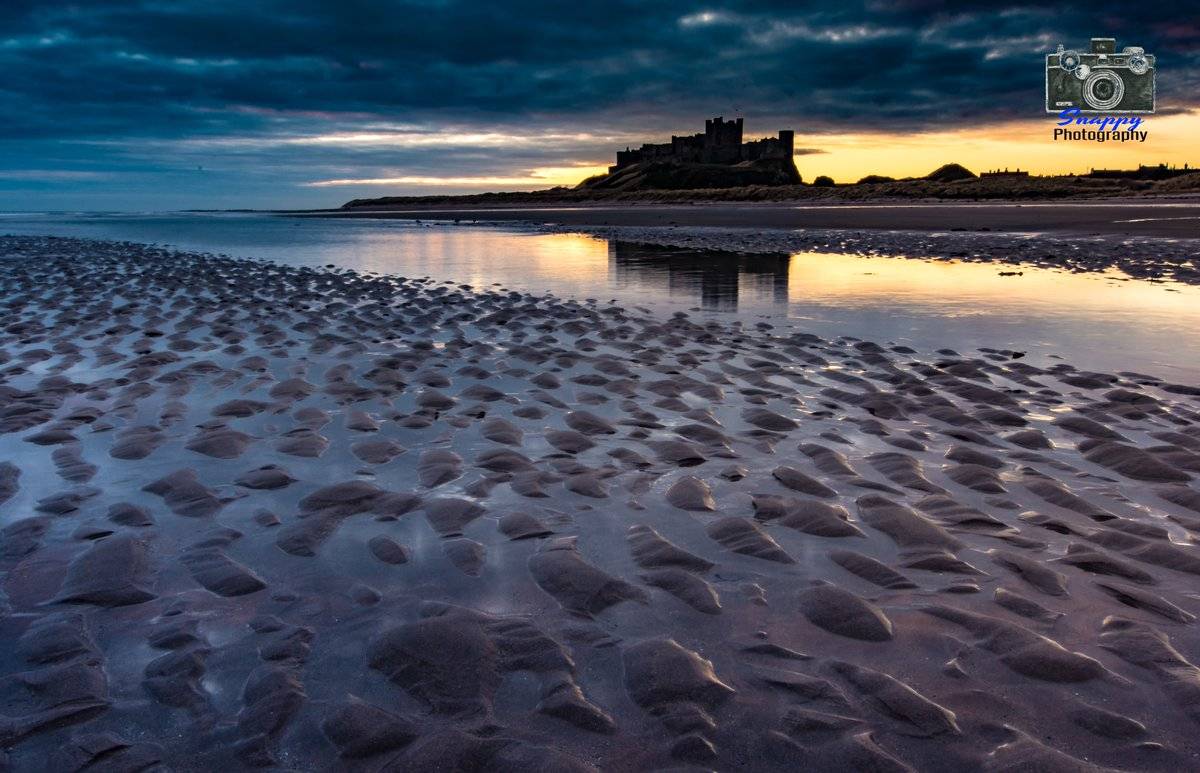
[609,117,795,173]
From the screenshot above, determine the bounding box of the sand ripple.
[1,235,1199,769]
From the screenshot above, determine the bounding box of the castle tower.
[778,130,794,156]
[702,117,744,163]
[704,117,743,148]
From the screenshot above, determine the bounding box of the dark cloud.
[0,1,1195,207]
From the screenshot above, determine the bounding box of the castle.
[609,117,795,173]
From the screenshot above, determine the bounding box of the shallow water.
[3,211,1199,380]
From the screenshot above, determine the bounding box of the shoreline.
[295,199,1200,237]
[540,223,1200,285]
[290,201,1200,286]
[2,234,1200,770]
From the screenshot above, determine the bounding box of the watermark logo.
[1054,108,1147,143]
[1046,37,1154,143]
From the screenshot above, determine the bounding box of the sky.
[1,0,1197,210]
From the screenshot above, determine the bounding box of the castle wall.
[741,131,794,162]
[610,118,795,171]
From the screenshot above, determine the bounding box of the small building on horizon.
[980,168,1030,179]
[1087,163,1193,181]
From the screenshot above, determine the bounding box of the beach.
[322,200,1200,237]
[313,201,1200,286]
[1,232,1200,769]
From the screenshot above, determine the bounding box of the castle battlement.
[609,117,795,174]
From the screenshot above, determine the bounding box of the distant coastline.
[340,163,1200,210]
[340,118,1198,208]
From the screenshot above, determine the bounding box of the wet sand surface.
[3,235,1200,771]
[318,201,1200,237]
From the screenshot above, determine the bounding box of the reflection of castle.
[610,117,796,174]
[607,241,790,311]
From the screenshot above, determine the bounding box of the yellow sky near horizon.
[530,110,1200,187]
[795,111,1199,183]
[301,110,1199,190]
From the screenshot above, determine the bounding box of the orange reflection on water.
[784,251,1200,322]
[329,229,613,294]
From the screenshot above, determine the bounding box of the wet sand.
[3,234,1200,771]
[315,201,1200,237]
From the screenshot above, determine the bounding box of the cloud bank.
[1,1,1195,207]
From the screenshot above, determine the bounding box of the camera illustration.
[1045,38,1155,114]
